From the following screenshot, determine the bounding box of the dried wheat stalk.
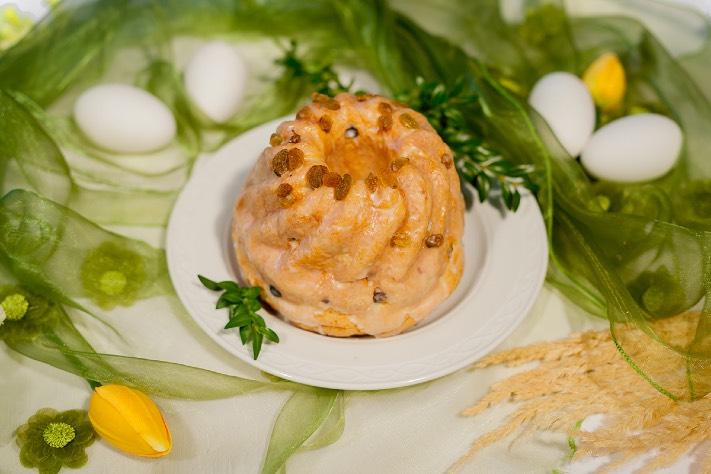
[452,314,711,473]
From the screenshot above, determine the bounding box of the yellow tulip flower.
[88,384,172,458]
[582,52,626,112]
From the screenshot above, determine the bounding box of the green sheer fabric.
[392,0,711,400]
[0,189,170,308]
[0,281,273,397]
[2,0,711,471]
[261,390,343,474]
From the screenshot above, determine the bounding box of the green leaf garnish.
[252,331,264,360]
[396,77,538,211]
[261,327,280,343]
[216,281,240,292]
[197,274,279,360]
[197,274,221,291]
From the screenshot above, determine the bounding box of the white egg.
[528,71,596,157]
[184,41,247,123]
[74,84,176,154]
[581,114,682,183]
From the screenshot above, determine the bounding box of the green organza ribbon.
[405,0,711,400]
[0,189,338,472]
[0,2,359,466]
[3,0,711,471]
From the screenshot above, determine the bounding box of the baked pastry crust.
[232,93,464,337]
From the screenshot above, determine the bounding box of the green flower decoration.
[0,286,54,342]
[0,212,59,262]
[80,242,146,309]
[2,293,29,320]
[16,408,95,474]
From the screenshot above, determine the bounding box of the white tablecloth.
[1,1,710,472]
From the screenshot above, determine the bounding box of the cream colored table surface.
[1,1,710,473]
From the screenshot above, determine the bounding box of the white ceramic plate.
[167,118,548,390]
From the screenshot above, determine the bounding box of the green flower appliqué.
[16,408,95,474]
[0,286,54,342]
[43,423,76,448]
[1,292,29,320]
[80,242,146,309]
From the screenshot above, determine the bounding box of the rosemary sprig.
[198,275,279,360]
[275,43,536,211]
[397,77,538,211]
[275,40,352,97]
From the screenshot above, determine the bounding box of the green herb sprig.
[275,40,352,98]
[397,77,538,211]
[275,42,536,211]
[198,275,279,359]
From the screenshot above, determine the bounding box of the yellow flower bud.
[582,52,626,112]
[88,384,172,458]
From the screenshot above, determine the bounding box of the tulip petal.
[88,385,171,458]
[89,389,157,456]
[583,52,626,111]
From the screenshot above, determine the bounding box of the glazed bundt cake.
[232,92,464,337]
